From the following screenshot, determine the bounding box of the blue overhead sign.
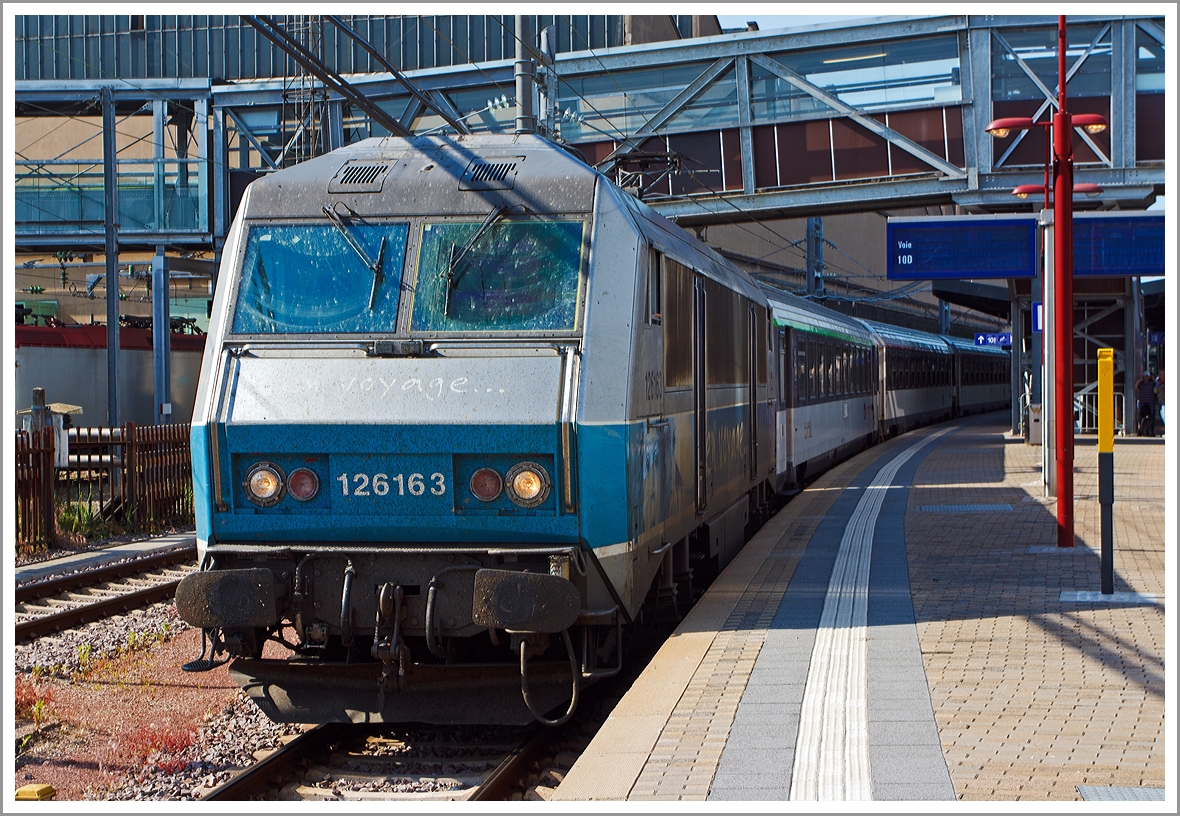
[1073,214,1165,277]
[976,333,1013,347]
[888,217,1037,280]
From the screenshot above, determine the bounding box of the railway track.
[14,545,197,642]
[202,723,552,801]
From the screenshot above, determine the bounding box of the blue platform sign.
[975,333,1013,347]
[888,217,1037,280]
[1073,214,1165,277]
[1032,302,1043,333]
[1149,332,1165,345]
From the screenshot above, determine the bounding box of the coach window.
[756,309,768,386]
[779,330,789,404]
[807,337,817,400]
[831,344,841,395]
[796,337,808,403]
[842,345,850,395]
[821,342,830,398]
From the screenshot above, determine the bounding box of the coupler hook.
[373,583,409,709]
[520,629,580,727]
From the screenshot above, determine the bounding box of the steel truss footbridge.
[15,14,1166,254]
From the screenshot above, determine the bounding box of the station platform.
[14,530,196,585]
[554,415,1168,803]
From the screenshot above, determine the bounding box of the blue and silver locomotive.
[176,133,1008,726]
[176,134,778,725]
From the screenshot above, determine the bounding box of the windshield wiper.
[322,205,387,310]
[444,204,534,315]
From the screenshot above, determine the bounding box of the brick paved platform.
[554,415,1168,803]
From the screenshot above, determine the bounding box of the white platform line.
[790,428,950,801]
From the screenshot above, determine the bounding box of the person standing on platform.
[1154,369,1164,433]
[1136,370,1157,436]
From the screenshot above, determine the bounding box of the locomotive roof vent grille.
[327,161,394,193]
[459,157,523,191]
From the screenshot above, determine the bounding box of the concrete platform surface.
[14,530,196,584]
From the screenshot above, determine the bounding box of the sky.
[715,14,877,31]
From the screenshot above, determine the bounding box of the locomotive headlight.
[505,462,550,508]
[244,462,286,506]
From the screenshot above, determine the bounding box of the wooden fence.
[15,427,55,548]
[16,422,194,550]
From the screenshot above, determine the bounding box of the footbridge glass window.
[232,222,409,334]
[764,35,961,112]
[412,219,585,333]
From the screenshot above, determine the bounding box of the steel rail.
[468,726,548,801]
[203,722,543,801]
[15,544,197,604]
[15,545,197,643]
[15,571,191,643]
[202,723,351,801]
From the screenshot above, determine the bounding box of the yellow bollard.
[1097,348,1114,594]
[14,783,56,800]
[1098,349,1113,454]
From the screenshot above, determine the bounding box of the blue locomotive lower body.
[185,413,608,725]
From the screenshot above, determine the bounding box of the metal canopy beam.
[930,280,1014,320]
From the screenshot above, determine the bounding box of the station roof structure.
[15,13,1165,251]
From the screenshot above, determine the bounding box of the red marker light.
[470,468,503,502]
[288,468,319,501]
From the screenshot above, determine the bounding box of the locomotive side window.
[411,219,584,332]
[705,278,747,386]
[663,258,693,389]
[648,250,663,326]
[233,223,409,334]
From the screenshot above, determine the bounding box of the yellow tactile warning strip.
[553,440,900,801]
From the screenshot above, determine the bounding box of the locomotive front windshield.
[411,219,584,333]
[232,223,409,334]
